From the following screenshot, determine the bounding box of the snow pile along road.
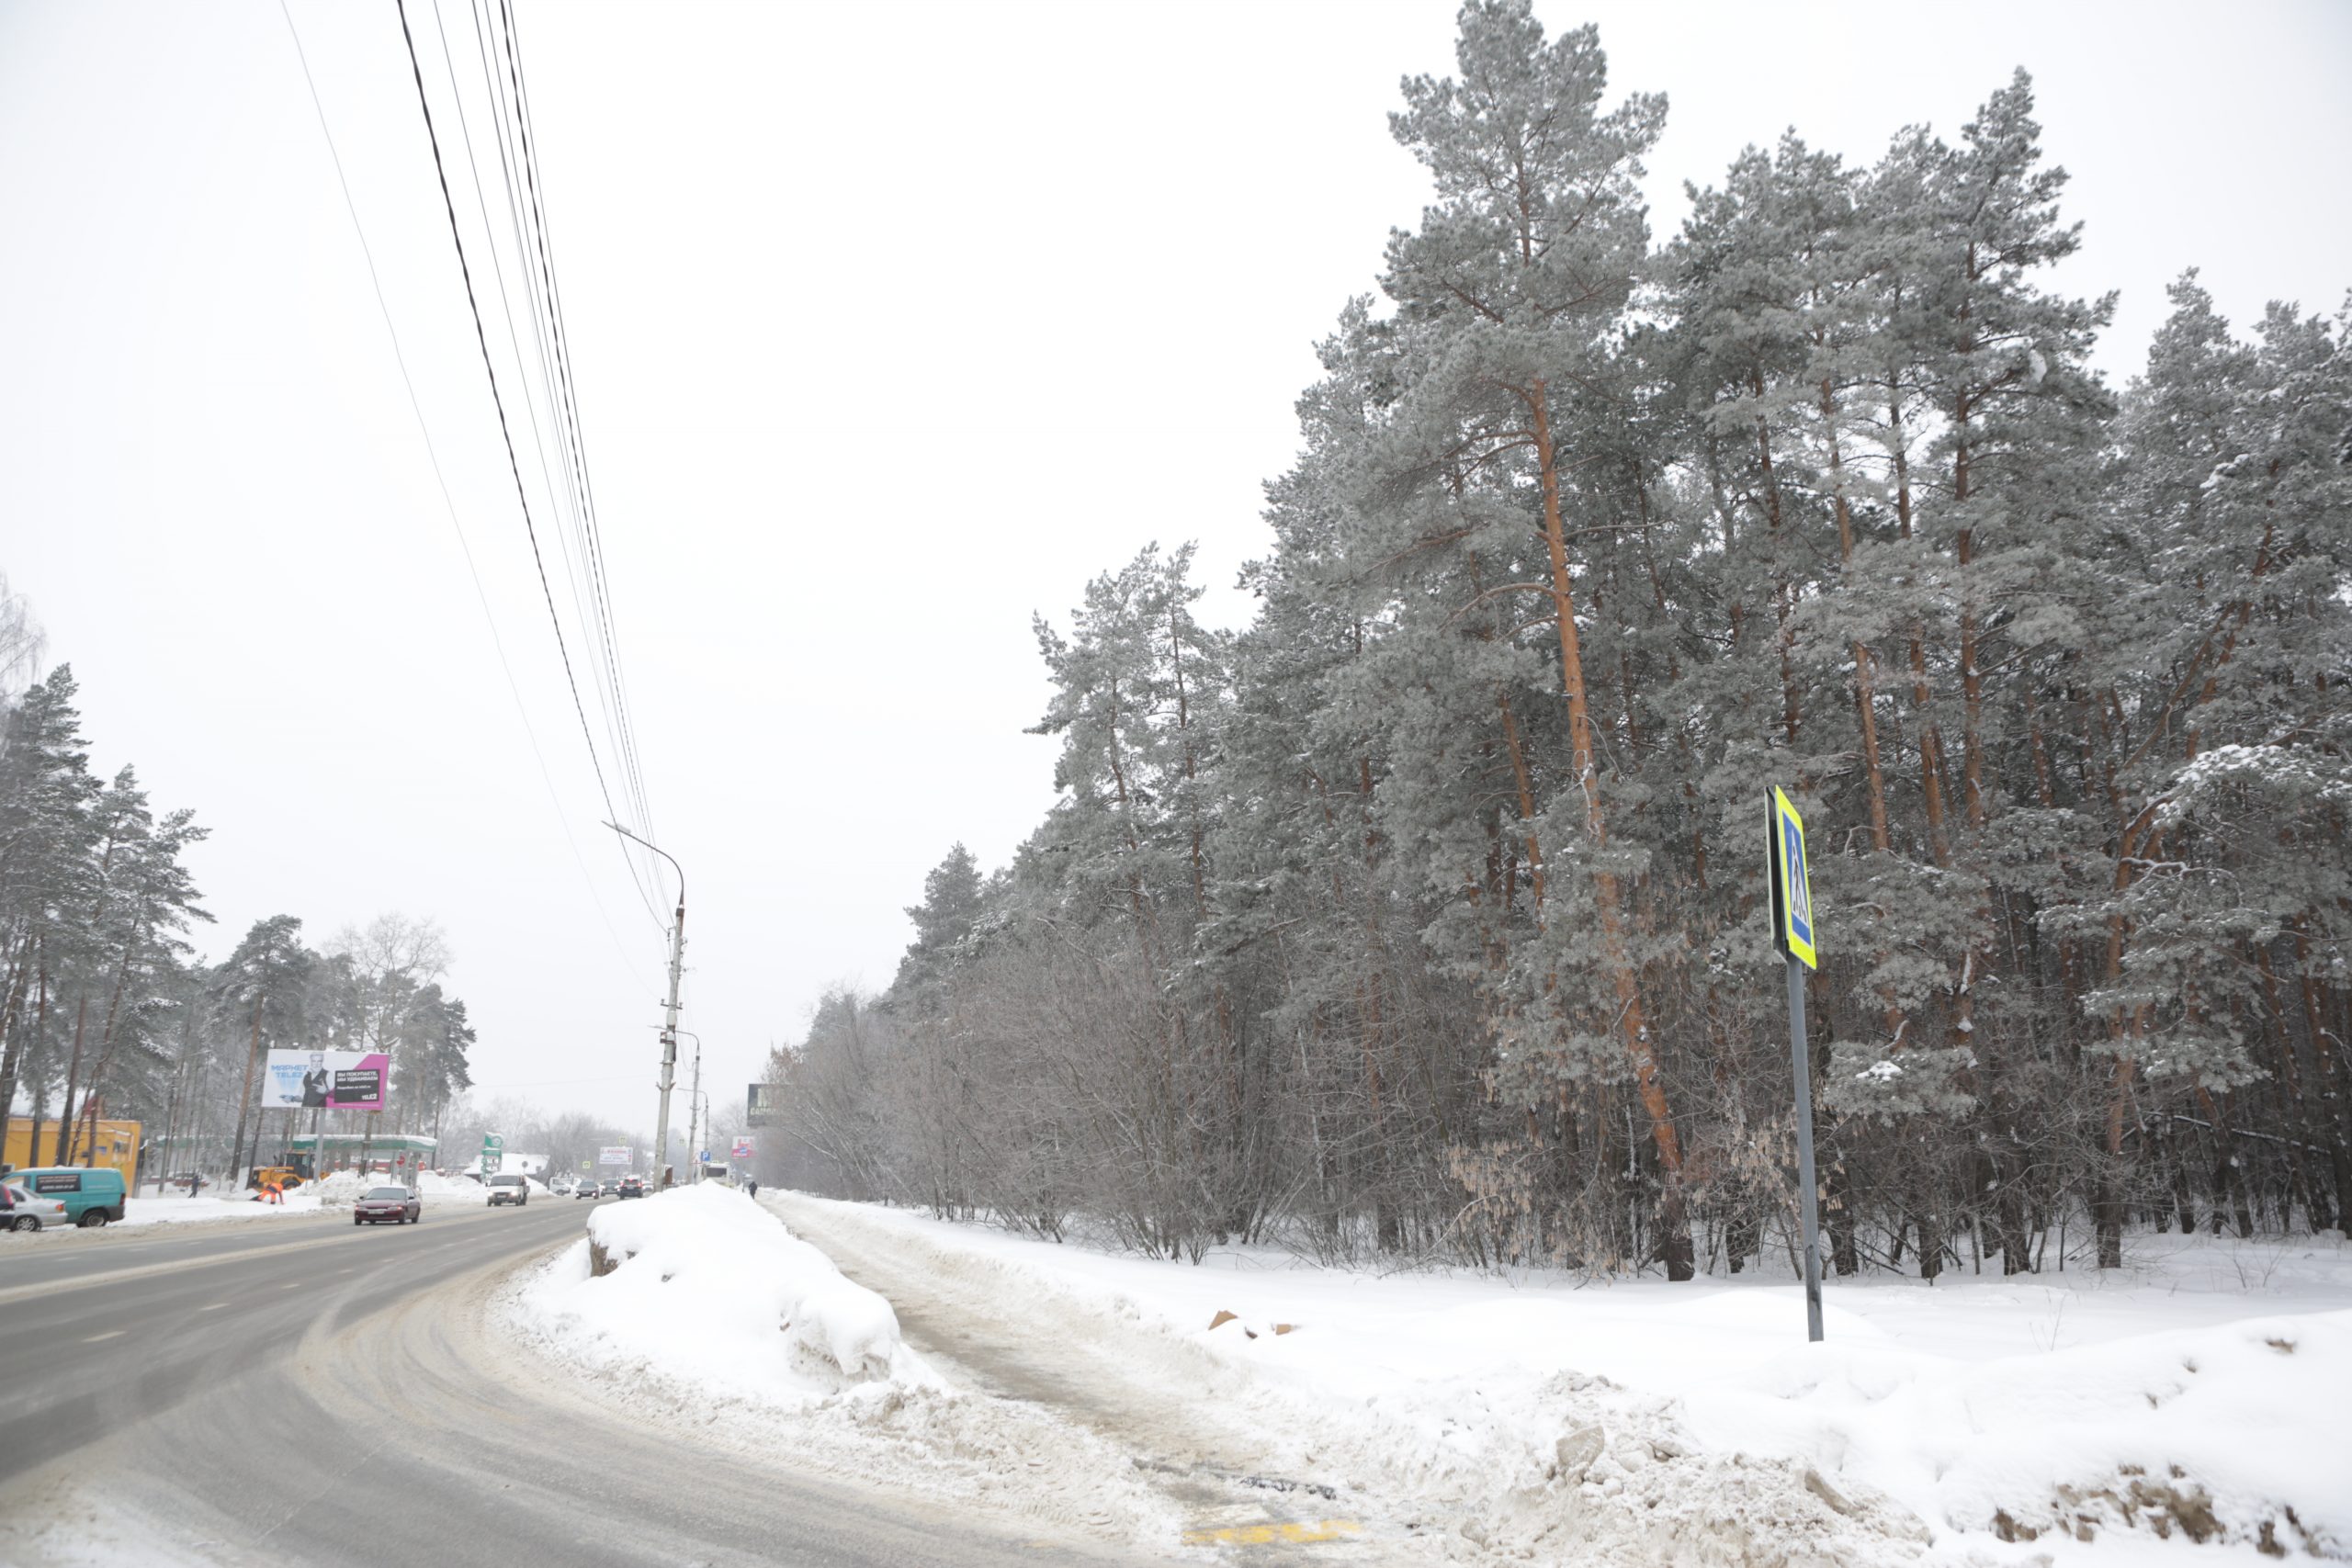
[114,1192,323,1227]
[508,1185,1184,1549]
[416,1171,494,1206]
[515,1184,931,1401]
[770,1195,2352,1566]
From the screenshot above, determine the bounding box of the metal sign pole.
[1769,785,1826,1344]
[1787,950,1825,1343]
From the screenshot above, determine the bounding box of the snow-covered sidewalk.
[767,1195,2352,1566]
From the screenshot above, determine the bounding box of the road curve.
[0,1201,1143,1567]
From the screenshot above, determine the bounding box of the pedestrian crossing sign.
[1769,786,1817,969]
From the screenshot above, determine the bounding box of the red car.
[353,1186,422,1225]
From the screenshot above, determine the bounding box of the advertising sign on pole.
[1767,786,1826,1343]
[262,1049,390,1111]
[731,1136,752,1160]
[597,1145,631,1167]
[745,1083,772,1128]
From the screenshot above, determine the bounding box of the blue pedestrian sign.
[1768,786,1817,969]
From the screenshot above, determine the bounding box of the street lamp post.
[676,1030,705,1183]
[606,823,685,1190]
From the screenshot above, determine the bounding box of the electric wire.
[274,0,653,996]
[393,0,654,937]
[490,0,660,843]
[423,0,664,932]
[450,0,661,900]
[461,0,656,859]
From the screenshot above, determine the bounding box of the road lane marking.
[199,1303,227,1311]
[81,1330,125,1343]
[282,1281,302,1290]
[1182,1521,1363,1548]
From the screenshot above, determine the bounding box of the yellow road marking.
[1182,1519,1363,1548]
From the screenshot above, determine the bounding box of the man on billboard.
[300,1054,330,1108]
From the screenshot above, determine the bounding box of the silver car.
[1,1181,74,1232]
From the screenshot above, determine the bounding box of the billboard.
[262,1049,388,1111]
[731,1136,753,1159]
[745,1082,772,1128]
[597,1145,631,1167]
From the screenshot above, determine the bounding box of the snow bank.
[115,1193,322,1227]
[514,1184,931,1401]
[773,1198,2352,1565]
[417,1171,489,1206]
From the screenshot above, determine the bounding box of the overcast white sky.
[3,0,2346,1141]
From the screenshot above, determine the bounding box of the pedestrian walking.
[746,1177,758,1199]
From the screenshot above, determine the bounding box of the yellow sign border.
[1770,786,1818,970]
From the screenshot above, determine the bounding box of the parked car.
[7,1167,128,1227]
[353,1185,421,1225]
[2,1179,74,1232]
[486,1173,529,1207]
[616,1175,645,1199]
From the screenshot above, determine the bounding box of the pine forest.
[0,607,481,1188]
[762,1,2352,1279]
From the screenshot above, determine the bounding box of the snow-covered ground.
[504,1185,1188,1546]
[507,1187,2351,1564]
[110,1192,326,1226]
[514,1183,929,1396]
[771,1198,2352,1566]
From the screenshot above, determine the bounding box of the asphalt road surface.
[0,1201,1146,1567]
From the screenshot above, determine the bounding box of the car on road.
[574,1180,599,1200]
[486,1173,529,1207]
[353,1186,422,1225]
[1,1179,74,1232]
[616,1176,645,1199]
[6,1167,128,1226]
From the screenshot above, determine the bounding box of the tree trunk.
[226,998,264,1188]
[1527,379,1693,1280]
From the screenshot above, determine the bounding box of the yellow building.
[4,1117,141,1185]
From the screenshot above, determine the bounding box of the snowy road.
[0,1201,1141,1566]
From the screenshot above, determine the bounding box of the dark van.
[11,1167,129,1226]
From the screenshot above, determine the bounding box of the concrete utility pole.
[607,823,685,1190]
[679,1030,704,1184]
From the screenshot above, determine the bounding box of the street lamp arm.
[604,821,684,908]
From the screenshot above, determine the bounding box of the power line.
[274,0,653,995]
[446,0,661,901]
[489,0,660,850]
[392,0,652,926]
[423,0,664,932]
